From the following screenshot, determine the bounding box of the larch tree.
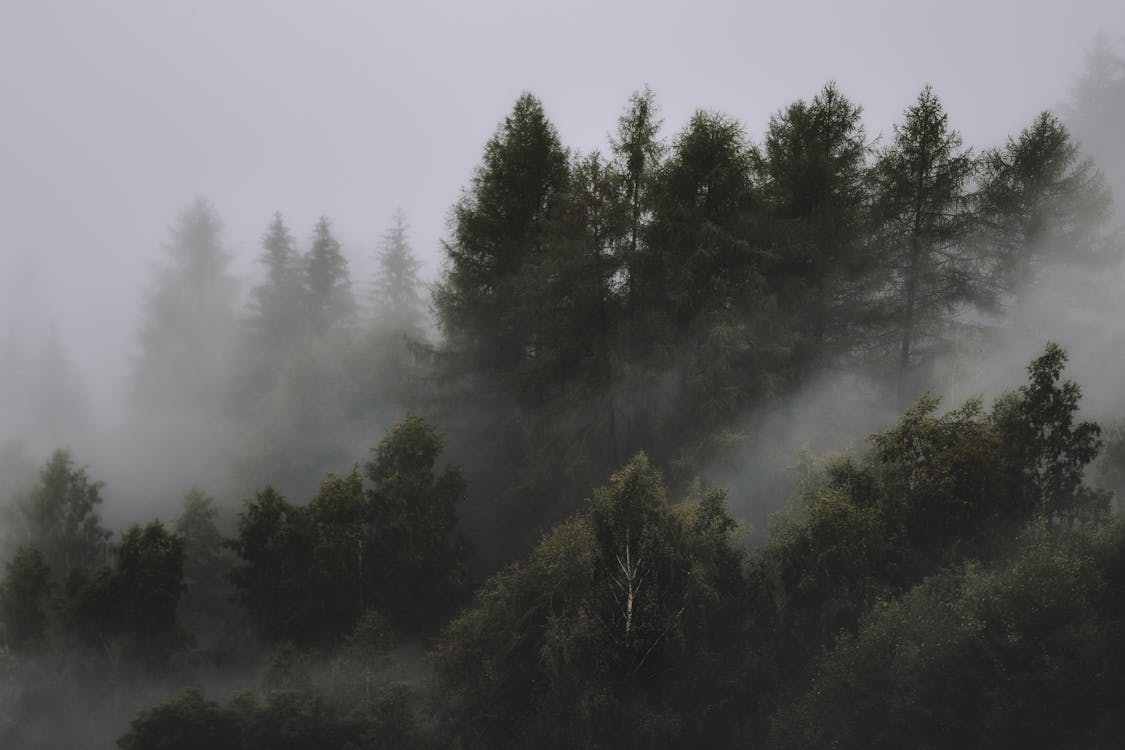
[976,111,1113,295]
[757,82,875,373]
[871,87,978,381]
[433,92,571,404]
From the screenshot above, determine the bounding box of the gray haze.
[2,1,1124,514]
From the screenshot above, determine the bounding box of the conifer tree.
[757,82,874,372]
[371,209,424,333]
[433,92,571,403]
[976,111,1112,294]
[871,87,978,380]
[304,216,354,333]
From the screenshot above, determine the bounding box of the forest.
[3,39,1125,749]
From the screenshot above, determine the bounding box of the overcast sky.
[2,0,1124,404]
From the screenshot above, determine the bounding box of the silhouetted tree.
[871,87,979,380]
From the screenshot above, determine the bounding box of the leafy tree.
[365,415,471,631]
[991,342,1106,521]
[634,110,777,469]
[871,87,979,380]
[16,449,110,579]
[307,469,368,639]
[976,111,1113,294]
[117,687,243,750]
[773,524,1125,750]
[435,453,746,749]
[229,487,318,643]
[102,521,187,664]
[174,490,236,648]
[745,344,1108,730]
[0,547,52,650]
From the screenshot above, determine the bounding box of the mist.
[3,3,1125,748]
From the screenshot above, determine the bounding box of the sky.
[2,0,1124,407]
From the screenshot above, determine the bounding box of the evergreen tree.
[610,86,664,302]
[976,111,1113,294]
[304,216,354,333]
[133,197,239,410]
[130,198,240,496]
[433,92,571,403]
[757,82,875,373]
[371,209,424,333]
[1066,35,1125,220]
[635,110,777,465]
[248,212,304,365]
[871,87,979,381]
[16,450,110,579]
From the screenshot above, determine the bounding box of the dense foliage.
[3,55,1125,747]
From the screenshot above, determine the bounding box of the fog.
[4,0,1123,403]
[3,2,1125,747]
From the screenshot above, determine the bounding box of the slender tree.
[871,87,978,381]
[757,82,875,372]
[371,209,424,333]
[304,216,354,333]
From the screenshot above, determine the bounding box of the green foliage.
[872,86,979,374]
[229,486,319,642]
[748,345,1108,709]
[774,524,1125,750]
[117,687,241,750]
[992,341,1106,521]
[304,216,354,333]
[118,685,434,750]
[0,546,52,650]
[103,521,188,663]
[435,453,746,749]
[17,449,110,578]
[976,111,1112,293]
[231,417,469,643]
[756,82,875,373]
[434,92,571,393]
[365,415,471,631]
